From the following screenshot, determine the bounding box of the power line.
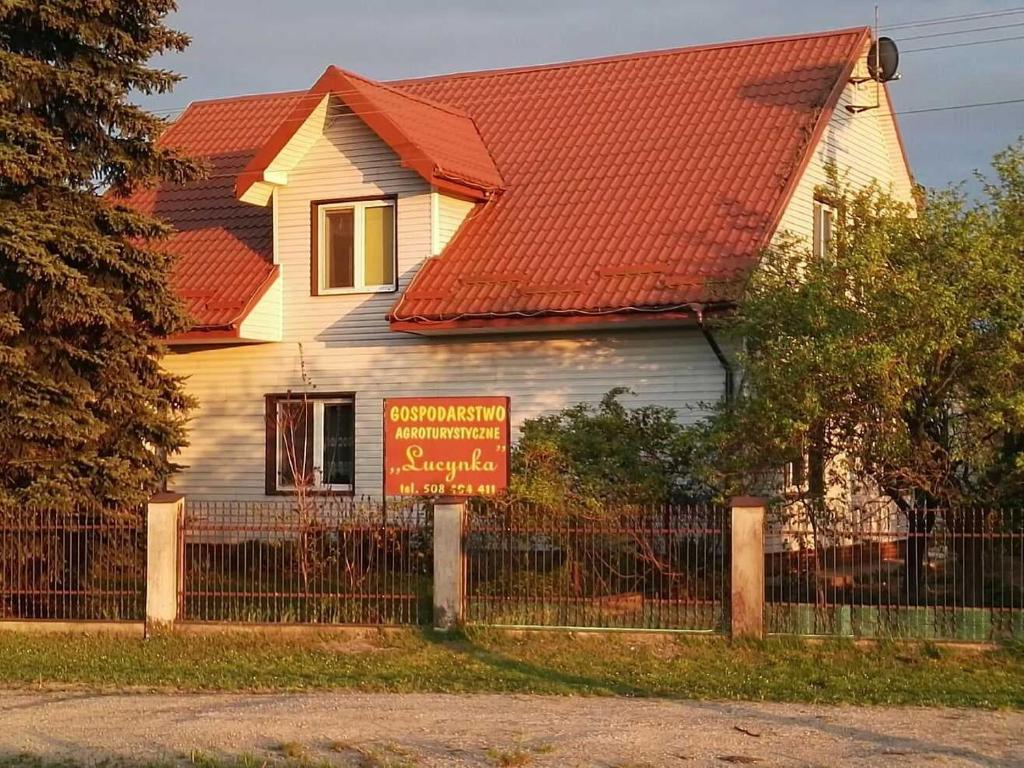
[903,33,1024,53]
[138,30,1024,119]
[131,21,1024,121]
[899,19,1024,41]
[156,91,1024,165]
[134,37,1024,121]
[882,6,1024,31]
[896,96,1024,115]
[142,65,1024,126]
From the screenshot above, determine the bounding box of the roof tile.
[123,92,304,330]
[123,27,871,332]
[390,28,868,323]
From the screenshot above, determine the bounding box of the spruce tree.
[0,1,202,508]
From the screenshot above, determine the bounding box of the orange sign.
[384,396,510,497]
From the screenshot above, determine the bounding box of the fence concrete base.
[170,622,414,639]
[0,621,144,637]
[730,497,766,639]
[146,493,185,634]
[433,500,465,630]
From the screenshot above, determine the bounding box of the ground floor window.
[265,393,355,494]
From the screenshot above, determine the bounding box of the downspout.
[692,304,734,404]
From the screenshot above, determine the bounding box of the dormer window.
[312,197,396,294]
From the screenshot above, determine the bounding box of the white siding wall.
[166,331,724,500]
[237,274,282,341]
[436,193,476,254]
[775,67,914,247]
[276,100,429,345]
[769,66,913,517]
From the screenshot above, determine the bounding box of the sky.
[145,0,1024,191]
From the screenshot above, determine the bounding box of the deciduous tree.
[707,144,1024,510]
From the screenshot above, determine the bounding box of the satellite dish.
[867,37,900,82]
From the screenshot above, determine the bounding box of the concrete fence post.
[730,496,767,639]
[146,492,185,634]
[433,499,466,630]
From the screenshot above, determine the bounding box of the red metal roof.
[126,27,873,334]
[389,27,871,326]
[123,92,304,333]
[237,66,504,202]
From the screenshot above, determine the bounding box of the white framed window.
[783,431,807,490]
[314,198,396,294]
[268,394,355,493]
[812,200,835,260]
[784,455,807,489]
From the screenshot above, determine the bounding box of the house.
[127,27,913,501]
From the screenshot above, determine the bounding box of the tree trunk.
[958,508,986,608]
[904,506,935,605]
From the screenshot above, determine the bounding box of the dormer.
[235,66,504,206]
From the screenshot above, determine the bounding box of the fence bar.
[178,498,432,625]
[764,503,1024,642]
[1,505,146,622]
[463,500,729,632]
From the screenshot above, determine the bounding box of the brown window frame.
[310,194,398,296]
[264,391,357,496]
[784,451,807,490]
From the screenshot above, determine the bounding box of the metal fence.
[765,505,1024,641]
[464,502,729,631]
[0,506,146,622]
[179,499,433,625]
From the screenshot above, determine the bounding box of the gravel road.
[1,690,1022,767]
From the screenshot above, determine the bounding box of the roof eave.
[389,302,737,335]
[168,265,281,345]
[167,329,273,346]
[429,173,499,201]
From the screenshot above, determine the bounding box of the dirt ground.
[1,690,1022,767]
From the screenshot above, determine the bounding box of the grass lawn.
[0,628,1022,708]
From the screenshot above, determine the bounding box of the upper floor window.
[313,198,396,294]
[812,200,835,260]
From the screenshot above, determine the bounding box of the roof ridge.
[387,26,870,87]
[182,89,308,107]
[331,66,475,121]
[160,26,869,114]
